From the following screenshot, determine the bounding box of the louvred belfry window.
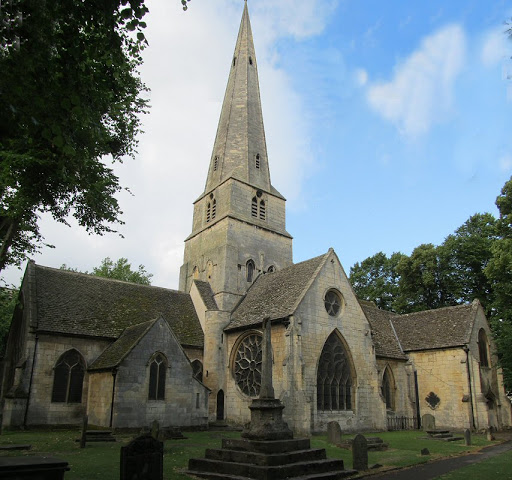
[251,197,258,217]
[259,200,266,220]
[148,353,167,400]
[51,350,85,403]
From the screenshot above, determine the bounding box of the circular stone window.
[233,333,262,397]
[324,289,343,316]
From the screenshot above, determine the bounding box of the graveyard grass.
[0,429,505,479]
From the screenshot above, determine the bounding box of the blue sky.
[2,0,511,288]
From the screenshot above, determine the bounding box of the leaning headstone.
[421,448,430,456]
[120,434,163,480]
[80,415,88,449]
[422,414,435,431]
[464,429,471,446]
[327,421,342,445]
[151,419,160,440]
[352,434,368,471]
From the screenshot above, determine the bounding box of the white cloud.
[480,27,509,67]
[0,0,330,289]
[500,154,512,172]
[354,68,368,87]
[366,24,466,137]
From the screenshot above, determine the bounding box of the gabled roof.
[193,280,218,311]
[390,302,478,352]
[359,301,407,360]
[89,318,158,371]
[31,264,203,347]
[227,252,329,331]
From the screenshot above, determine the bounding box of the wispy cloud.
[366,24,466,137]
[480,26,510,67]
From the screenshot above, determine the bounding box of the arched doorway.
[216,390,224,421]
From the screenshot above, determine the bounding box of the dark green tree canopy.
[61,257,153,285]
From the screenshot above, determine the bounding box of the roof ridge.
[398,302,472,319]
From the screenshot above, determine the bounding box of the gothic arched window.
[51,350,85,403]
[317,332,353,411]
[381,367,394,410]
[251,197,258,217]
[192,359,203,382]
[478,329,490,368]
[148,353,167,401]
[246,260,255,282]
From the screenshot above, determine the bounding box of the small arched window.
[211,198,217,220]
[148,353,167,401]
[267,265,275,273]
[213,156,218,171]
[251,197,258,217]
[478,329,490,368]
[259,200,266,220]
[51,350,85,403]
[317,332,353,411]
[381,367,394,410]
[206,202,211,223]
[192,359,203,382]
[255,154,260,169]
[246,260,255,283]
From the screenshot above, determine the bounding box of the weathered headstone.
[422,414,435,431]
[486,427,495,441]
[151,419,160,440]
[327,421,342,445]
[120,434,163,480]
[464,428,471,446]
[352,434,368,471]
[80,415,88,449]
[421,448,430,456]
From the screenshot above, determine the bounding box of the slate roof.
[89,319,157,371]
[359,301,406,360]
[390,302,477,352]
[227,253,328,331]
[193,280,218,310]
[32,264,204,347]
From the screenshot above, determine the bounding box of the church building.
[1,2,510,435]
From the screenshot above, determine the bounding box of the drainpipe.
[463,345,476,430]
[109,368,117,428]
[23,333,39,428]
[414,371,421,429]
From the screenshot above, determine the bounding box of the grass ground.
[0,429,505,479]
[435,449,512,480]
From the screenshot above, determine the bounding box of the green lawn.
[0,429,502,479]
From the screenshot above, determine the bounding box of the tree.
[349,251,405,311]
[485,176,512,388]
[442,213,497,313]
[0,0,153,273]
[0,287,18,354]
[61,257,153,285]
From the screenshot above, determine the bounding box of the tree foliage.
[349,176,512,388]
[61,257,153,285]
[0,0,202,273]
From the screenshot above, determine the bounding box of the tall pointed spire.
[204,1,272,194]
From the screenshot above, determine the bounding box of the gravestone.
[486,427,495,441]
[80,415,88,449]
[327,421,342,445]
[120,434,163,480]
[421,448,430,456]
[352,434,368,471]
[422,414,435,431]
[464,429,471,446]
[151,420,160,440]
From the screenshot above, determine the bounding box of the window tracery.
[317,332,352,411]
[51,350,85,403]
[148,353,167,400]
[233,333,262,397]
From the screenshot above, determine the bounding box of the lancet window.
[246,259,255,282]
[381,367,394,410]
[148,353,167,401]
[478,329,490,368]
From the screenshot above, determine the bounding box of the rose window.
[233,333,262,397]
[324,290,343,316]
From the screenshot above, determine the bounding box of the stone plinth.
[242,398,293,441]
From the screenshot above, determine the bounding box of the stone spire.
[204,1,271,194]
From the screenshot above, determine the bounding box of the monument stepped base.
[187,437,356,480]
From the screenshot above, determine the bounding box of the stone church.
[1,3,510,435]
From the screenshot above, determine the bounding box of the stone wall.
[111,318,208,429]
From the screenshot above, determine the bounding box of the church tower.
[179,1,293,311]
